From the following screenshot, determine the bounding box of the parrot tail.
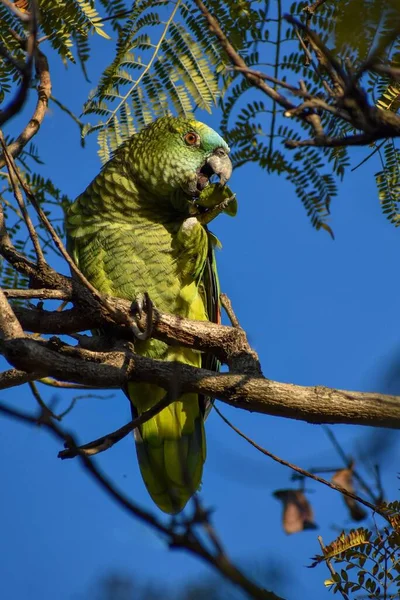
[128,381,206,514]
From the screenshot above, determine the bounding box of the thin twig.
[0,39,51,168]
[56,392,115,420]
[3,288,69,300]
[351,141,386,172]
[0,132,45,265]
[92,9,132,24]
[29,381,61,421]
[323,426,379,504]
[38,378,103,390]
[220,293,240,328]
[269,0,282,157]
[370,63,400,81]
[228,66,305,95]
[0,0,37,127]
[215,405,386,519]
[285,14,347,87]
[59,391,176,459]
[285,131,397,149]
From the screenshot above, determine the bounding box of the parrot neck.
[91,144,194,220]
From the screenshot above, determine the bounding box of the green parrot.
[66,116,234,514]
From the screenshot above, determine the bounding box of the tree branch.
[198,1,400,149]
[0,0,38,128]
[0,35,51,167]
[58,391,178,459]
[1,333,400,429]
[0,367,38,389]
[193,0,324,140]
[0,131,46,264]
[0,213,399,431]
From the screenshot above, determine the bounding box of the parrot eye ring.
[184,132,200,146]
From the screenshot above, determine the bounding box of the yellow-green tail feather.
[128,381,206,514]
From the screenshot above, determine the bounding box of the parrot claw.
[130,292,153,341]
[131,292,147,320]
[197,194,237,225]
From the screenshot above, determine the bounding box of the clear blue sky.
[0,10,399,600]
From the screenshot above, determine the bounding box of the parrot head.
[124,116,232,200]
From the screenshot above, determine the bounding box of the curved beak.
[206,147,232,185]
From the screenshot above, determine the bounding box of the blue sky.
[0,8,399,600]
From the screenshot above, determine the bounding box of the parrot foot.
[130,292,153,341]
[197,194,237,225]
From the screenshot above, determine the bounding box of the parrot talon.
[130,292,153,341]
[131,292,146,320]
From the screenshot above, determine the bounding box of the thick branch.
[13,301,261,373]
[2,336,400,429]
[0,288,24,339]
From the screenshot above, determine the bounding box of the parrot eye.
[184,132,200,146]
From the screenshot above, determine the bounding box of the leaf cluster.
[310,501,400,599]
[1,0,400,238]
[82,0,261,161]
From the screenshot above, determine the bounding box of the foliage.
[310,501,400,599]
[1,0,400,234]
[0,142,69,290]
[375,140,400,225]
[81,0,260,160]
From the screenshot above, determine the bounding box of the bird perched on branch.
[66,116,236,513]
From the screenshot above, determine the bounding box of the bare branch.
[59,391,177,459]
[206,5,400,150]
[303,0,330,17]
[1,333,400,429]
[0,131,46,264]
[285,14,347,91]
[0,0,38,128]
[285,131,399,149]
[3,288,69,300]
[220,292,240,328]
[0,224,398,431]
[13,298,262,374]
[371,63,400,81]
[193,0,323,139]
[0,287,24,339]
[0,42,51,167]
[39,377,101,390]
[0,367,38,389]
[214,406,386,519]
